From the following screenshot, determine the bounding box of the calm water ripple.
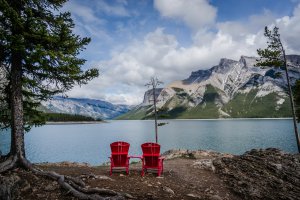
[0,119,298,165]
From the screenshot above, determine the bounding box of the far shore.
[166,117,294,120]
[115,117,294,121]
[45,121,106,125]
[44,117,295,125]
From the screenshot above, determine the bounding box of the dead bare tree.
[145,77,163,143]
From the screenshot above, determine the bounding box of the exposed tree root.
[1,156,125,200]
[0,155,17,173]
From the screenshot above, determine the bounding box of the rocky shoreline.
[1,148,299,199]
[214,148,300,200]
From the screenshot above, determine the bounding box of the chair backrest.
[110,141,130,167]
[141,142,160,155]
[141,143,161,167]
[110,141,130,154]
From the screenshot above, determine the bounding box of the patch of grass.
[203,84,219,102]
[116,106,151,120]
[179,85,220,119]
[181,152,196,159]
[223,90,291,118]
[172,87,184,93]
[157,122,168,126]
[130,161,140,164]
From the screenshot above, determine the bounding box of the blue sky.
[212,0,296,21]
[63,0,300,105]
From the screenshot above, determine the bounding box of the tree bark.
[10,0,26,160]
[282,50,300,152]
[152,87,158,143]
[10,51,25,159]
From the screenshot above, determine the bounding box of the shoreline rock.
[162,149,234,160]
[213,148,300,200]
[37,161,92,167]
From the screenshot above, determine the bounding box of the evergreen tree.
[256,26,300,152]
[0,0,123,198]
[0,0,98,160]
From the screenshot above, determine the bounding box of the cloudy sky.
[63,0,300,105]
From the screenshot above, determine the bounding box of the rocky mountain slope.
[118,55,300,119]
[42,96,131,120]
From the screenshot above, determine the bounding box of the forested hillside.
[43,113,102,122]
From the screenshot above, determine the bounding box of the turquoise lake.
[0,119,298,165]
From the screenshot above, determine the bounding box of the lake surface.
[0,119,299,165]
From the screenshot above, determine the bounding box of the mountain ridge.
[42,96,131,120]
[118,55,300,119]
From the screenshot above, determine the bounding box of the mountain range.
[118,55,300,119]
[0,69,131,120]
[41,96,131,120]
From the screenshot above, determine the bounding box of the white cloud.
[216,10,276,43]
[154,0,217,30]
[96,0,130,17]
[275,4,300,53]
[214,5,300,54]
[68,28,261,105]
[67,2,300,105]
[63,1,105,25]
[63,1,112,42]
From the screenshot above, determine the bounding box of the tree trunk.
[153,87,158,143]
[9,0,25,160]
[283,51,300,152]
[10,51,25,159]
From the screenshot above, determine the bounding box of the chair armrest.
[129,156,142,159]
[111,152,128,155]
[109,157,114,165]
[158,156,165,161]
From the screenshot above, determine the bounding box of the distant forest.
[44,113,101,122]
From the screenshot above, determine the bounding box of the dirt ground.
[3,148,299,200]
[35,158,239,200]
[1,151,240,200]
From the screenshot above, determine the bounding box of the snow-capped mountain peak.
[122,55,300,119]
[42,96,131,120]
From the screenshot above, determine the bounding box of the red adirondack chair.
[109,141,130,175]
[141,142,165,176]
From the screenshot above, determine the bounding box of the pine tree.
[0,0,123,198]
[256,26,300,152]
